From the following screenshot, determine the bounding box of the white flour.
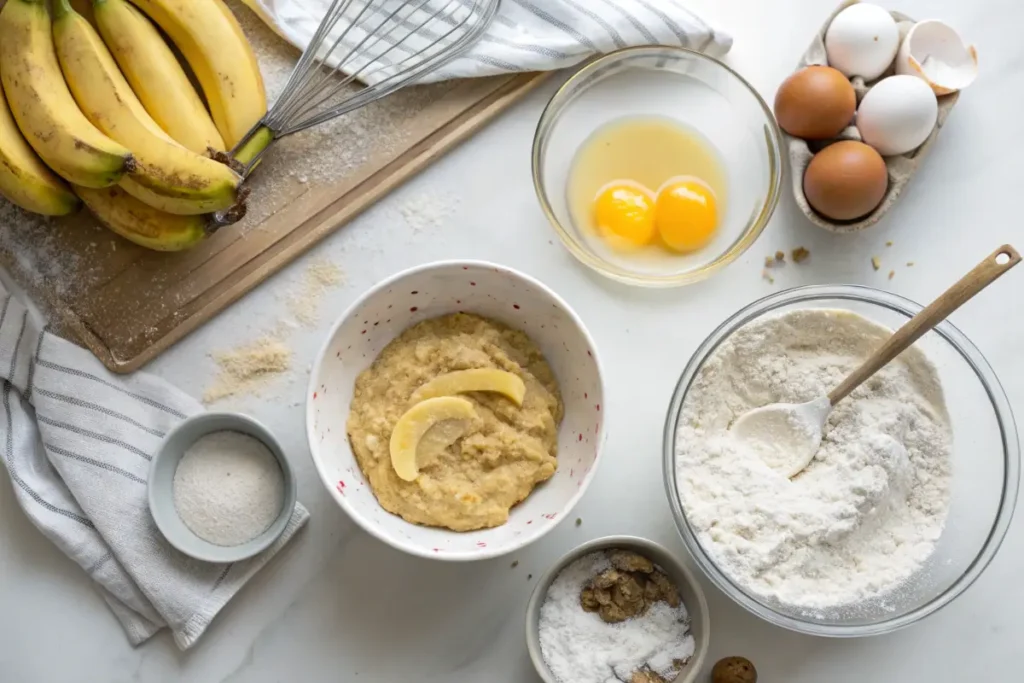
[173,431,285,546]
[675,309,952,611]
[538,551,695,683]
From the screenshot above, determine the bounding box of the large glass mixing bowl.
[532,46,782,287]
[663,285,1019,636]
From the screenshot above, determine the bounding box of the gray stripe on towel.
[511,0,599,51]
[45,443,147,485]
[633,0,690,45]
[595,0,657,42]
[34,388,167,438]
[34,358,188,419]
[560,0,627,48]
[3,385,94,528]
[36,415,153,461]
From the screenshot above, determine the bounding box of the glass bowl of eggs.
[532,46,784,287]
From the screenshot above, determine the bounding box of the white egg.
[856,75,938,156]
[825,3,900,80]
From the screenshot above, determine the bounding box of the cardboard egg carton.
[787,0,958,233]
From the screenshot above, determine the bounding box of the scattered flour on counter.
[286,258,345,327]
[204,256,347,402]
[397,192,460,233]
[203,336,292,404]
[675,308,952,611]
[539,551,695,683]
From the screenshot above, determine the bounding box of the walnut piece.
[579,551,682,624]
[712,656,757,683]
[609,550,654,573]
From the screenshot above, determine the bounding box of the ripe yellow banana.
[128,0,267,149]
[53,0,242,216]
[0,0,131,188]
[0,81,80,216]
[75,185,210,252]
[92,0,225,154]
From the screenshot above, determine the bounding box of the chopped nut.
[762,269,774,284]
[871,256,881,271]
[886,240,893,247]
[888,270,895,280]
[764,256,774,268]
[527,574,533,581]
[610,550,654,573]
[593,568,621,589]
[907,261,915,267]
[580,550,680,625]
[791,247,810,263]
[575,517,582,527]
[650,571,681,608]
[775,250,785,261]
[511,560,519,569]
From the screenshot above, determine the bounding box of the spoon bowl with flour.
[733,245,1020,478]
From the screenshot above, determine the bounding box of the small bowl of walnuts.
[525,535,710,683]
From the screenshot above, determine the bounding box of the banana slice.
[390,397,477,482]
[410,369,526,407]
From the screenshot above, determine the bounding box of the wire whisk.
[232,0,499,174]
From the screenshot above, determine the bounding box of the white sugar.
[538,551,695,683]
[173,431,285,546]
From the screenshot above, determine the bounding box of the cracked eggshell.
[896,20,978,95]
[824,3,900,80]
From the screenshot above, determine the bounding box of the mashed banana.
[347,313,563,531]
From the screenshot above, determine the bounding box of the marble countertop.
[2,0,1022,680]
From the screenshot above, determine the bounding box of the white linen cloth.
[0,284,309,649]
[242,0,733,83]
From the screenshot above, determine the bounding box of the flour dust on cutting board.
[227,0,460,229]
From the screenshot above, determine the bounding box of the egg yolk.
[655,178,718,253]
[592,182,656,251]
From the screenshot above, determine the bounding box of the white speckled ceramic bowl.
[307,260,607,561]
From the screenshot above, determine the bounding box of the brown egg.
[774,66,857,139]
[804,140,888,221]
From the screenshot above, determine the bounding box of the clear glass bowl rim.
[531,45,784,288]
[661,283,1021,636]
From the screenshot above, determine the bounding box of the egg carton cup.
[788,0,958,233]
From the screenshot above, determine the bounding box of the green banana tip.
[51,0,77,18]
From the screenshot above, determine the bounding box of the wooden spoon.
[733,244,1021,478]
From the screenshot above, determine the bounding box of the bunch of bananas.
[0,0,267,251]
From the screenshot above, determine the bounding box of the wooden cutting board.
[0,69,548,374]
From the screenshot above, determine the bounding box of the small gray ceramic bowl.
[148,412,297,563]
[526,536,710,683]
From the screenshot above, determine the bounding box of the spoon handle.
[828,244,1021,406]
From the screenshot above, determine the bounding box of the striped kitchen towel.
[242,0,732,83]
[0,284,309,650]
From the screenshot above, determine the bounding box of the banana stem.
[52,0,74,17]
[231,124,275,176]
